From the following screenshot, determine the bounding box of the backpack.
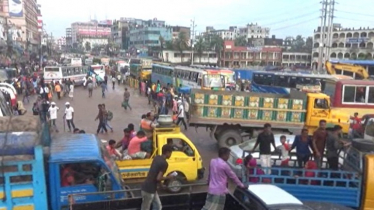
[32,103,39,114]
[107,110,113,121]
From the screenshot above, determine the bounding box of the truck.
[189,89,350,148]
[238,138,374,209]
[116,125,205,193]
[0,116,128,210]
[69,183,353,210]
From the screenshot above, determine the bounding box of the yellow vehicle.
[189,89,350,148]
[325,61,369,79]
[116,126,204,193]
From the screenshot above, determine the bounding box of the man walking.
[101,82,107,98]
[201,147,245,210]
[87,78,93,98]
[123,88,132,110]
[252,123,276,174]
[100,104,113,132]
[48,102,59,132]
[176,99,187,130]
[141,144,174,210]
[112,76,116,90]
[63,102,75,132]
[95,104,107,135]
[312,119,328,168]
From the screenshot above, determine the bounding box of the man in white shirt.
[48,102,59,132]
[176,100,187,130]
[63,102,76,132]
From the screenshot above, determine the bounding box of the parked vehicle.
[189,89,350,148]
[116,125,205,193]
[0,116,129,210]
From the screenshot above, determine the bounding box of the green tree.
[304,36,313,52]
[165,40,174,50]
[159,35,165,61]
[194,37,207,63]
[234,36,247,46]
[174,32,189,63]
[208,34,224,65]
[85,42,91,52]
[290,35,305,52]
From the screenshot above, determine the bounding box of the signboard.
[246,46,262,52]
[98,20,112,26]
[9,0,23,17]
[346,38,369,44]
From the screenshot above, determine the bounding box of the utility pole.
[317,0,328,72]
[326,0,335,62]
[190,19,196,65]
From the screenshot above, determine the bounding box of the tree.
[194,37,207,63]
[234,36,247,47]
[85,42,91,52]
[290,35,305,52]
[207,34,224,66]
[159,36,165,61]
[165,41,174,50]
[174,32,189,63]
[305,37,313,53]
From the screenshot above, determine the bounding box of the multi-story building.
[312,26,374,69]
[128,19,172,52]
[282,52,312,67]
[111,18,134,50]
[203,23,270,41]
[172,26,190,43]
[248,35,283,47]
[220,40,282,67]
[56,36,66,50]
[71,20,111,47]
[161,50,217,65]
[65,28,72,47]
[0,0,40,52]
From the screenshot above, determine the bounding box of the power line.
[335,16,374,23]
[262,11,318,27]
[271,17,319,31]
[335,10,374,18]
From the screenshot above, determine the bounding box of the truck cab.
[306,92,350,135]
[116,125,204,193]
[0,116,126,210]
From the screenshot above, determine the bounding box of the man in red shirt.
[128,131,149,159]
[350,112,362,138]
[106,139,122,159]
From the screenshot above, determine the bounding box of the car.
[228,134,297,178]
[233,184,313,210]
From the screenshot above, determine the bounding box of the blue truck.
[0,116,127,210]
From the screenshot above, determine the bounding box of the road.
[23,83,218,193]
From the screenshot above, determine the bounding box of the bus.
[251,71,351,94]
[129,58,152,81]
[151,63,225,90]
[90,64,105,81]
[328,79,374,117]
[43,66,89,85]
[191,66,235,89]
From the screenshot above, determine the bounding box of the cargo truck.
[189,89,350,148]
[0,116,127,210]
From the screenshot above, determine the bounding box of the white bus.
[44,66,88,85]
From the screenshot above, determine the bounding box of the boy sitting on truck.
[128,131,150,159]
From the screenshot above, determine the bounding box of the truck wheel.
[165,176,184,193]
[352,139,374,152]
[218,130,242,148]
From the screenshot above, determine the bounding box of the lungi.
[201,193,226,210]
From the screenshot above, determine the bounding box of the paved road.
[23,83,218,193]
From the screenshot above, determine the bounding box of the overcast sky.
[38,0,374,39]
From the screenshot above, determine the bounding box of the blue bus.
[151,63,174,87]
[251,71,331,94]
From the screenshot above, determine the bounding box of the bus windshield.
[203,74,225,88]
[44,67,60,72]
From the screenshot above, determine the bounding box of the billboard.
[98,20,112,26]
[9,0,23,17]
[78,28,111,36]
[346,38,369,44]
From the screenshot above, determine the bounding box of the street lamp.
[39,23,46,71]
[190,19,197,65]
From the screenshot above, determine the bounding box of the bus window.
[274,75,289,87]
[315,99,329,109]
[368,87,374,103]
[343,86,366,103]
[253,74,266,85]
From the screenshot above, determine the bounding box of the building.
[282,52,312,67]
[65,28,72,47]
[56,36,66,50]
[71,20,111,47]
[161,50,217,65]
[128,19,172,52]
[203,23,270,41]
[312,26,374,69]
[172,26,190,43]
[220,40,282,67]
[0,0,40,53]
[111,17,138,50]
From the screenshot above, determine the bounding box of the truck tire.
[352,139,374,152]
[218,130,242,148]
[165,176,184,193]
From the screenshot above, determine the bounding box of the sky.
[38,0,374,39]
